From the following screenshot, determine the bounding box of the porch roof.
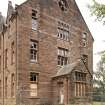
[53,60,80,77]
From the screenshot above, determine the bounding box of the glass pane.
[32,18,37,30]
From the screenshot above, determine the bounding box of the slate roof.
[54,59,81,77]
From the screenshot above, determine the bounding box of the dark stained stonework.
[0,0,93,105]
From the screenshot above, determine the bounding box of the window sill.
[29,96,40,99]
[57,38,69,42]
[32,28,37,31]
[30,81,38,83]
[30,60,37,63]
[57,65,63,68]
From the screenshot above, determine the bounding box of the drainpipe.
[15,10,18,105]
[2,31,4,105]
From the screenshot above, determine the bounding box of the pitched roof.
[53,58,92,78]
[53,60,80,77]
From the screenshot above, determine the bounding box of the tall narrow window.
[30,40,38,62]
[32,10,37,30]
[5,49,8,68]
[82,55,88,67]
[0,56,1,72]
[5,77,7,98]
[11,42,15,64]
[0,80,1,97]
[11,74,15,97]
[74,72,86,97]
[58,48,68,66]
[0,36,1,49]
[30,72,38,97]
[82,33,87,47]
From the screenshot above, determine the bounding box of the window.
[30,84,37,97]
[30,72,38,82]
[82,33,87,47]
[11,42,15,64]
[5,77,7,98]
[82,55,88,67]
[32,10,37,30]
[0,80,1,97]
[75,72,86,81]
[58,0,68,11]
[58,22,69,41]
[30,72,38,97]
[30,40,38,62]
[0,36,1,49]
[58,48,68,66]
[75,72,87,97]
[0,56,1,72]
[11,74,15,97]
[5,49,8,68]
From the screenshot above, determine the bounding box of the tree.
[89,0,105,24]
[93,54,105,102]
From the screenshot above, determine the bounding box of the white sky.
[0,0,105,71]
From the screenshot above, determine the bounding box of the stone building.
[0,0,93,105]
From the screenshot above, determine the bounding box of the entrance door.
[59,83,64,104]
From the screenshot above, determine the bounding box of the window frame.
[30,40,38,63]
[82,32,88,47]
[74,71,87,97]
[29,72,38,97]
[32,9,38,30]
[57,47,69,66]
[30,72,38,83]
[5,77,8,98]
[11,73,15,97]
[57,21,69,41]
[11,41,15,64]
[5,49,8,68]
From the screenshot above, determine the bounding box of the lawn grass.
[93,102,101,105]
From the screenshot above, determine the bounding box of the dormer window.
[32,10,38,30]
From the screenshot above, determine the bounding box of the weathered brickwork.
[0,0,93,105]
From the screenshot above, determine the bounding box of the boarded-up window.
[30,72,38,97]
[32,10,37,30]
[30,84,37,97]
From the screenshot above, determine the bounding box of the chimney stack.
[7,1,14,18]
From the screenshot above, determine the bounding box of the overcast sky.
[0,0,105,71]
